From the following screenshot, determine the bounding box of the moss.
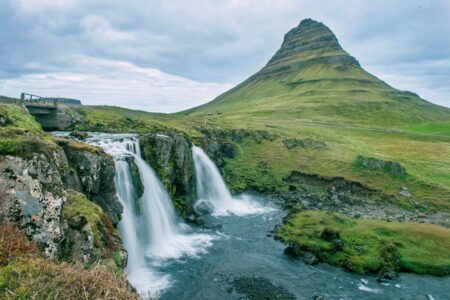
[62,190,119,257]
[0,137,59,160]
[276,211,450,276]
[55,137,102,154]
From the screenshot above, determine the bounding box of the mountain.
[182,19,450,128]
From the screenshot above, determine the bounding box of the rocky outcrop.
[280,170,449,225]
[197,128,276,167]
[356,156,406,177]
[60,190,126,268]
[282,138,326,150]
[57,139,123,225]
[140,132,194,206]
[0,147,68,259]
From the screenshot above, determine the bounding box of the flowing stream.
[83,133,449,299]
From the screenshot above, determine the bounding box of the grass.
[405,121,450,136]
[0,103,42,134]
[276,211,450,275]
[0,224,137,299]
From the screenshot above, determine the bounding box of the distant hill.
[182,19,450,128]
[49,98,82,106]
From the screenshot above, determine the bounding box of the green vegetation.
[0,224,137,299]
[276,211,450,275]
[0,103,42,134]
[62,190,122,267]
[405,121,450,136]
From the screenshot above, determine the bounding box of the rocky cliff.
[57,138,123,225]
[0,107,124,266]
[139,132,195,215]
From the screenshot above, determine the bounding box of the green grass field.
[277,211,450,275]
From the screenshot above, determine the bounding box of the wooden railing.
[21,93,58,108]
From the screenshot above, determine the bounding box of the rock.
[124,156,144,213]
[194,199,214,215]
[377,242,401,280]
[284,243,303,257]
[58,140,123,225]
[303,251,319,265]
[229,276,296,300]
[312,295,324,300]
[320,227,340,241]
[0,116,6,126]
[332,239,344,252]
[140,132,194,215]
[356,156,406,177]
[399,187,411,198]
[60,190,127,267]
[70,130,89,140]
[0,149,68,259]
[282,138,326,150]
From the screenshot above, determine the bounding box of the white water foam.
[192,145,274,216]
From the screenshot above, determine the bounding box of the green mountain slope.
[183,19,450,128]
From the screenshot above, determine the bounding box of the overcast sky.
[1,0,449,112]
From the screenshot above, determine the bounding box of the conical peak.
[265,18,359,69]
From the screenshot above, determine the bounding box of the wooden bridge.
[20,93,73,130]
[21,93,58,112]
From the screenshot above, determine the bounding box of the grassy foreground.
[0,224,137,299]
[276,211,450,276]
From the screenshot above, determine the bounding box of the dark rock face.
[198,128,276,167]
[58,140,122,225]
[0,148,69,259]
[320,227,340,241]
[140,132,195,208]
[356,155,406,177]
[124,156,144,214]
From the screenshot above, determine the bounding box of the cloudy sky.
[1,0,449,112]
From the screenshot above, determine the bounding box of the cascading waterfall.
[192,145,270,216]
[87,134,214,298]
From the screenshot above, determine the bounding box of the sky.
[0,0,449,112]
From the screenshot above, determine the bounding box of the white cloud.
[0,57,232,113]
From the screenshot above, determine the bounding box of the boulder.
[194,199,214,215]
[400,187,411,198]
[356,156,406,177]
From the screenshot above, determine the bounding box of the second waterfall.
[192,145,271,216]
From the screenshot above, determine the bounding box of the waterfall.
[87,134,214,298]
[192,145,270,216]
